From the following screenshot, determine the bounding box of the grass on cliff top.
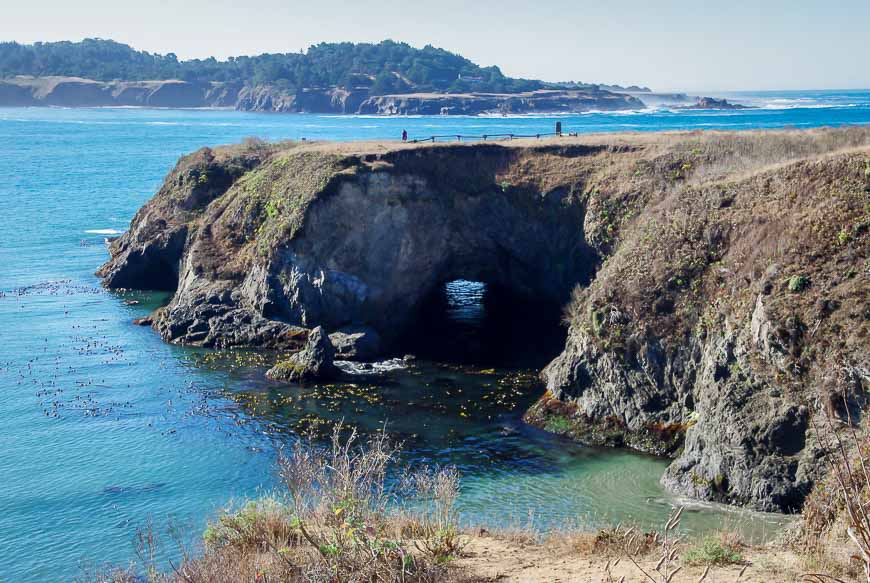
[565,127,870,384]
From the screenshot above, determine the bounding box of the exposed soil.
[454,534,806,582]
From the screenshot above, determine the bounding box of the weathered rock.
[266,326,337,382]
[679,96,751,110]
[0,76,645,114]
[526,144,870,512]
[98,130,870,512]
[356,89,643,115]
[100,140,602,350]
[329,326,382,361]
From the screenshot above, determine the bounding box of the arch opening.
[398,278,566,369]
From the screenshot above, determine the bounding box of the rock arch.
[100,143,604,349]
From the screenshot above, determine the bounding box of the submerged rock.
[267,326,337,382]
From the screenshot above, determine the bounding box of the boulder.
[329,326,382,361]
[266,326,337,382]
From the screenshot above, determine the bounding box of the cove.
[4,105,856,579]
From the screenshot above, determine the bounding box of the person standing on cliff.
[402,129,408,142]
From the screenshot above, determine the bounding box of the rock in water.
[267,326,337,382]
[329,326,382,362]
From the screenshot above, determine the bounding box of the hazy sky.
[3,0,868,91]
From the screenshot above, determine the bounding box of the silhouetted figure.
[402,129,408,142]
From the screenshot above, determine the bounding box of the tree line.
[0,38,578,94]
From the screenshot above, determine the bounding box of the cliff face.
[98,129,870,512]
[0,76,230,108]
[99,140,604,346]
[525,129,870,512]
[0,76,643,114]
[356,90,643,115]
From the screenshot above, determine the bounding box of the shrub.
[683,533,743,566]
[275,423,453,581]
[100,425,461,582]
[242,136,271,152]
[405,466,465,561]
[802,395,870,582]
[837,229,852,246]
[202,497,298,552]
[788,275,810,293]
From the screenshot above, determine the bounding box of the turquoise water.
[3,91,868,580]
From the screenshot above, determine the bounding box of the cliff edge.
[0,76,644,113]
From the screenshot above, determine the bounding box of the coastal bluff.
[0,76,643,114]
[98,129,870,512]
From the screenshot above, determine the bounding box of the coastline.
[3,106,870,581]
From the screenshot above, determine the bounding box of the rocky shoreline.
[98,129,870,513]
[0,76,644,114]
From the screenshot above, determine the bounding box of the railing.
[407,131,566,143]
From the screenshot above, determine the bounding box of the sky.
[2,0,868,92]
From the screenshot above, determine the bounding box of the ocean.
[2,89,868,580]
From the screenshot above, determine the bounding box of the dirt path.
[453,534,808,582]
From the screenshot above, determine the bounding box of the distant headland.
[0,39,733,114]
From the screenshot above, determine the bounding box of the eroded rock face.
[99,131,870,512]
[266,326,337,382]
[0,77,645,114]
[100,141,601,349]
[534,308,815,511]
[357,89,643,115]
[526,148,870,512]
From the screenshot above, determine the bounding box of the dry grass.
[561,128,869,443]
[800,398,870,582]
[85,425,468,583]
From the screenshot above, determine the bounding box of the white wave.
[85,229,124,235]
[334,357,408,375]
[760,103,860,110]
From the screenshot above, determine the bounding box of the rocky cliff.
[356,89,643,115]
[98,128,870,512]
[0,76,643,114]
[0,76,237,108]
[98,139,602,346]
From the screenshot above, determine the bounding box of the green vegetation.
[788,275,809,293]
[0,38,568,94]
[543,414,573,434]
[682,533,744,566]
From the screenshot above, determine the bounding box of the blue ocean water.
[2,90,868,580]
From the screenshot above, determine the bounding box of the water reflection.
[403,279,566,368]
